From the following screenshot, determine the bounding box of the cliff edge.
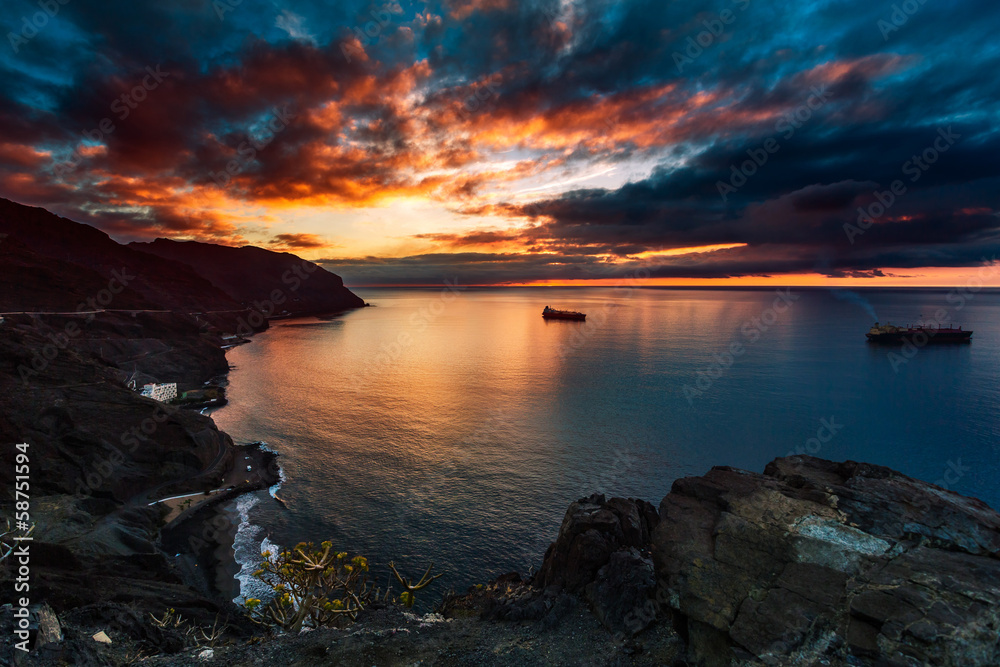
[9,456,998,666]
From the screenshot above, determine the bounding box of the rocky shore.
[0,310,271,660]
[3,200,998,665]
[6,452,1000,666]
[158,445,281,601]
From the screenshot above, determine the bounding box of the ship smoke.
[829,289,878,321]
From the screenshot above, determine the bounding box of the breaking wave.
[231,493,282,605]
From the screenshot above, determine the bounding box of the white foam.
[231,493,283,605]
[254,441,279,455]
[231,441,287,604]
[269,462,287,500]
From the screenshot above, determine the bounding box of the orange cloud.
[0,40,937,265]
[0,143,51,168]
[268,232,330,250]
[445,0,512,20]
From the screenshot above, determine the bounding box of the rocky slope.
[7,456,999,666]
[130,238,365,316]
[0,199,364,664]
[0,312,252,615]
[0,197,365,318]
[653,457,1000,666]
[0,199,241,313]
[0,235,158,313]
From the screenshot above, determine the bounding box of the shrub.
[244,541,442,632]
[149,608,228,650]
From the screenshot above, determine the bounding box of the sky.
[1,0,999,286]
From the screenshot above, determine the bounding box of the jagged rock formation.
[535,494,659,593]
[531,494,660,635]
[586,546,657,635]
[513,458,1000,664]
[653,456,1000,666]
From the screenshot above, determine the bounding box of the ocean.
[210,287,1000,602]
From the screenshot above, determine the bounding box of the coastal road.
[0,309,170,315]
[131,429,231,507]
[0,308,253,316]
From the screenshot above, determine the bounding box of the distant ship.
[866,322,972,344]
[543,306,586,321]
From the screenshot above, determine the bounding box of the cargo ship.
[866,322,972,344]
[543,306,586,321]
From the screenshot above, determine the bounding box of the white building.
[140,382,178,402]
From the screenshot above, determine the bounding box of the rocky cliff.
[653,457,1000,666]
[5,456,1000,665]
[130,238,365,316]
[0,199,241,313]
[0,197,365,318]
[513,456,1000,666]
[439,456,1000,666]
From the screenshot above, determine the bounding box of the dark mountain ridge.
[0,199,240,313]
[0,197,364,318]
[130,237,365,315]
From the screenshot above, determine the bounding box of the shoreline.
[162,322,268,603]
[155,317,291,605]
[159,444,281,602]
[160,312,354,604]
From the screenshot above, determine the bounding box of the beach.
[158,443,280,601]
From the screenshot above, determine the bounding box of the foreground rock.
[529,494,660,635]
[654,456,1000,666]
[7,455,1000,665]
[3,603,683,667]
[535,494,659,594]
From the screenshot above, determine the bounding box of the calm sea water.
[212,287,1000,601]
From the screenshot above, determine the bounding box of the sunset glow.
[1,0,997,286]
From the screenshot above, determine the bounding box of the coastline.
[158,310,360,605]
[157,314,327,606]
[154,323,280,604]
[110,321,268,606]
[158,444,280,601]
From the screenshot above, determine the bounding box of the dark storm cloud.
[0,0,997,282]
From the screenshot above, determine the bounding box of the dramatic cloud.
[269,232,329,249]
[0,0,998,283]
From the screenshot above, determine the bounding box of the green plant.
[389,561,444,608]
[243,542,442,632]
[149,609,227,650]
